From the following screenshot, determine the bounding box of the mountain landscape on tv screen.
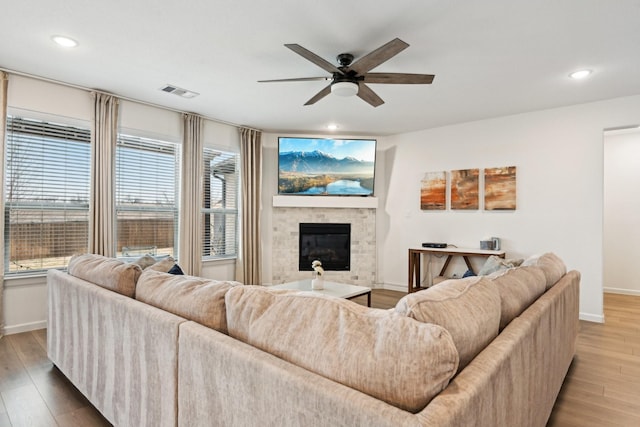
[278,150,374,195]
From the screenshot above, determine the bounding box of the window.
[202,147,238,259]
[4,116,91,274]
[116,135,180,258]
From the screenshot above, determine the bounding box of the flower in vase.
[312,260,324,276]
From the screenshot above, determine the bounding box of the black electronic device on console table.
[422,242,447,248]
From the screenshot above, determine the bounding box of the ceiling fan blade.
[258,77,330,83]
[349,38,409,74]
[357,83,384,107]
[363,73,435,84]
[304,84,332,106]
[285,44,343,75]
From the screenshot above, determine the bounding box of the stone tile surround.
[271,207,376,287]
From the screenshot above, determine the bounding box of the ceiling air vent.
[159,84,199,99]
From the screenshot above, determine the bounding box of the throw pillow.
[225,286,459,413]
[146,256,176,273]
[395,276,500,370]
[167,263,184,275]
[133,254,157,270]
[478,255,524,276]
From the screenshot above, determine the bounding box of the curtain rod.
[0,67,262,133]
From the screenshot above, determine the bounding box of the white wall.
[2,75,239,334]
[603,129,640,295]
[378,95,640,323]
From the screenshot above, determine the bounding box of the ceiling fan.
[258,38,435,107]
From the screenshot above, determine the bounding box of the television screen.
[278,137,376,196]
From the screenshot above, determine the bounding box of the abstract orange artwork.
[484,166,517,210]
[451,169,479,210]
[420,172,446,210]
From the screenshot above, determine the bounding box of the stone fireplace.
[271,206,376,286]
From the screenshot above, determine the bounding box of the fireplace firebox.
[299,223,350,271]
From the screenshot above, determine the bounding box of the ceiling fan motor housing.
[337,53,354,67]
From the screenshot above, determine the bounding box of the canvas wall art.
[451,168,479,210]
[420,171,446,210]
[484,166,517,210]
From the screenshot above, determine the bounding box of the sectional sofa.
[47,252,579,426]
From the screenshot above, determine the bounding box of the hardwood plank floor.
[0,290,637,426]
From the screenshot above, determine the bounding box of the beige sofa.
[47,253,579,427]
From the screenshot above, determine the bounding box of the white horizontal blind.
[4,116,91,274]
[115,135,180,258]
[202,147,238,259]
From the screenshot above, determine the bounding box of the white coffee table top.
[271,279,371,300]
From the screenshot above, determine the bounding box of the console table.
[408,246,505,293]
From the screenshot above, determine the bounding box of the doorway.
[603,127,640,296]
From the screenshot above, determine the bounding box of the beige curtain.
[0,72,8,338]
[237,127,262,285]
[89,93,119,256]
[179,114,203,276]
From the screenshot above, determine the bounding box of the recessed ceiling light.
[52,35,78,48]
[569,69,592,80]
[327,124,339,130]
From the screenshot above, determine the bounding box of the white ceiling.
[2,0,640,136]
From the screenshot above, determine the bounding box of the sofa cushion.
[522,252,567,290]
[395,276,500,370]
[135,269,241,333]
[225,286,459,413]
[145,256,177,273]
[67,253,141,297]
[488,266,546,329]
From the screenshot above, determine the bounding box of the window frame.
[202,146,239,261]
[3,115,91,275]
[115,133,181,259]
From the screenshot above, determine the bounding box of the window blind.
[115,135,180,258]
[4,116,91,274]
[202,147,238,259]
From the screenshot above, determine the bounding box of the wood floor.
[0,290,638,426]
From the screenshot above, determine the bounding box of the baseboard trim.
[2,320,47,336]
[579,312,604,323]
[381,283,406,293]
[604,287,640,297]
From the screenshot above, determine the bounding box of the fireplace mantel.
[272,195,378,209]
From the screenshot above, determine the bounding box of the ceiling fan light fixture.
[331,81,359,97]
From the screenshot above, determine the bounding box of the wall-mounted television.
[278,137,376,196]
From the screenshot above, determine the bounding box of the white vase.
[311,277,324,290]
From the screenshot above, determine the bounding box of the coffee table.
[271,279,372,307]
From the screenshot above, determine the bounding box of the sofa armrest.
[47,269,186,427]
[416,270,580,427]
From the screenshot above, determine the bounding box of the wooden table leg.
[408,250,421,293]
[463,256,474,274]
[438,255,453,277]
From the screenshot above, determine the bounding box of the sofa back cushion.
[488,266,546,329]
[395,276,500,370]
[67,253,141,297]
[135,269,241,334]
[522,252,567,290]
[225,286,459,413]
